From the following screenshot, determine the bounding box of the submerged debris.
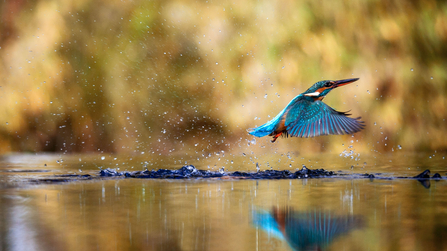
[99,165,336,179]
[20,166,445,185]
[413,169,430,179]
[97,166,446,181]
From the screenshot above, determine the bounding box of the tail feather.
[249,109,286,138]
[248,121,276,137]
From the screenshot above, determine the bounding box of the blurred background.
[0,0,446,156]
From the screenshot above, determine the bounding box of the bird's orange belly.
[276,117,287,132]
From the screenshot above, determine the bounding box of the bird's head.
[303,78,359,99]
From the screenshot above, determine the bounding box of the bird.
[248,78,364,143]
[252,207,363,251]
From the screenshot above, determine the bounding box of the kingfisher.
[252,207,363,251]
[248,78,364,142]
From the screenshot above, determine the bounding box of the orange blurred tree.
[0,0,445,154]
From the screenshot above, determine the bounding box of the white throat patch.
[304,92,320,97]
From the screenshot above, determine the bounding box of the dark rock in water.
[21,165,446,184]
[232,171,251,177]
[94,166,445,183]
[414,169,430,179]
[113,165,335,180]
[100,168,123,177]
[123,165,225,179]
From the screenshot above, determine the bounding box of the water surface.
[0,152,446,251]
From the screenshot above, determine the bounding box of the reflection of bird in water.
[249,78,364,142]
[252,207,363,251]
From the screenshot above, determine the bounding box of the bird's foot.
[271,132,282,143]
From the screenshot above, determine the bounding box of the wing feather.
[284,100,364,138]
[338,116,350,133]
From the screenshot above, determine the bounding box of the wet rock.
[414,169,430,179]
[120,165,335,180]
[124,166,225,179]
[232,171,251,177]
[23,166,447,184]
[100,168,123,177]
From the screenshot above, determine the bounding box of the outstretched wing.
[284,100,364,138]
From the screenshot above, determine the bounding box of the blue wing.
[284,100,364,138]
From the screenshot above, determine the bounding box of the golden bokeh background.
[0,0,446,154]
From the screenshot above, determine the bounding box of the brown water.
[0,152,446,251]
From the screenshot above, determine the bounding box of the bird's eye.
[324,82,332,87]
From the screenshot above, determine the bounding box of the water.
[0,152,446,250]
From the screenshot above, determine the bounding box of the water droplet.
[410,68,414,71]
[282,66,285,69]
[264,94,267,98]
[366,90,370,94]
[430,76,433,80]
[397,145,402,150]
[215,62,218,65]
[101,156,105,160]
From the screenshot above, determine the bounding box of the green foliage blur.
[0,0,446,154]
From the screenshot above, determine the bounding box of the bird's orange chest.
[276,117,287,132]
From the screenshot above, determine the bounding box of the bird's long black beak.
[333,78,359,88]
